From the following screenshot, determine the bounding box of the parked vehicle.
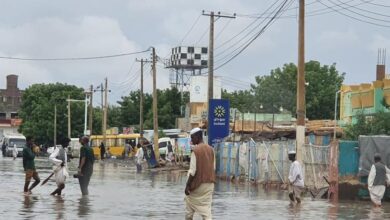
[1,133,26,157]
[90,134,143,158]
[68,138,82,158]
[158,137,174,159]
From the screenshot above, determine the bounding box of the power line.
[364,0,390,8]
[215,0,283,51]
[327,0,390,23]
[334,0,390,18]
[318,0,390,27]
[180,14,202,45]
[213,0,293,70]
[0,48,151,61]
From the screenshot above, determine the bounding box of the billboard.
[208,99,230,146]
[190,75,221,103]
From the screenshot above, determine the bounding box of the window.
[201,60,208,66]
[11,113,18,119]
[180,53,187,59]
[0,113,5,119]
[187,59,194,65]
[201,47,208,54]
[195,54,201,59]
[188,47,194,53]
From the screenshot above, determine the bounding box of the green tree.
[19,83,85,145]
[251,61,345,119]
[344,112,390,140]
[222,89,255,112]
[119,87,183,130]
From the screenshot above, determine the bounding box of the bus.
[90,134,142,159]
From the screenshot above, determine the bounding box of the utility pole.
[89,85,93,135]
[103,78,108,146]
[152,47,160,160]
[136,58,152,138]
[296,0,305,162]
[54,104,57,146]
[203,11,235,143]
[100,83,104,136]
[140,59,144,138]
[203,11,235,102]
[67,95,71,139]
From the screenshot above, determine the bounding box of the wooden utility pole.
[54,105,57,146]
[136,58,151,138]
[202,11,235,101]
[203,11,235,143]
[89,85,93,135]
[67,95,71,139]
[103,78,108,146]
[152,47,160,160]
[100,83,104,136]
[140,59,144,138]
[207,11,215,104]
[296,0,305,162]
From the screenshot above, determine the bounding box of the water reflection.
[22,195,37,211]
[52,196,65,220]
[78,196,91,217]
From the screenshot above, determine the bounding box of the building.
[340,60,390,124]
[0,75,23,119]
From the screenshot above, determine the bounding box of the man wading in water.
[184,128,215,220]
[77,136,94,195]
[49,137,70,196]
[23,136,40,194]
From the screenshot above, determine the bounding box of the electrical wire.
[334,0,390,18]
[318,0,390,27]
[0,48,151,61]
[215,0,283,51]
[180,14,202,45]
[213,0,293,70]
[326,0,390,23]
[215,19,233,41]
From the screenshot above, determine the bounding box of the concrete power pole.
[67,95,71,139]
[152,47,160,161]
[89,85,93,135]
[296,0,305,162]
[103,78,108,146]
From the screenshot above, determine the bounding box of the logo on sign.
[214,105,226,118]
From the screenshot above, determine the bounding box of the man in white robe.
[368,154,390,207]
[288,150,304,204]
[49,138,70,196]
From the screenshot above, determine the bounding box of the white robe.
[368,164,390,205]
[49,147,69,186]
[288,160,304,187]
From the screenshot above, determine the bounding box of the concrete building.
[340,61,390,124]
[0,74,23,119]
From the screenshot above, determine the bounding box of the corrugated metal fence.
[214,139,330,189]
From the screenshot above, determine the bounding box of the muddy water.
[1,156,389,220]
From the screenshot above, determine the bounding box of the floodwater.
[1,155,389,220]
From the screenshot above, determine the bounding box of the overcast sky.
[0,0,389,105]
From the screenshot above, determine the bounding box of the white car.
[158,137,174,159]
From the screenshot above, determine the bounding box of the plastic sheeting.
[358,135,390,176]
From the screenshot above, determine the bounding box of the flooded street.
[1,156,389,220]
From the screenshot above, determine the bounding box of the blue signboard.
[208,99,230,146]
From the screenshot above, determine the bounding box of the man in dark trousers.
[77,136,94,195]
[99,142,105,160]
[184,127,215,220]
[23,136,40,194]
